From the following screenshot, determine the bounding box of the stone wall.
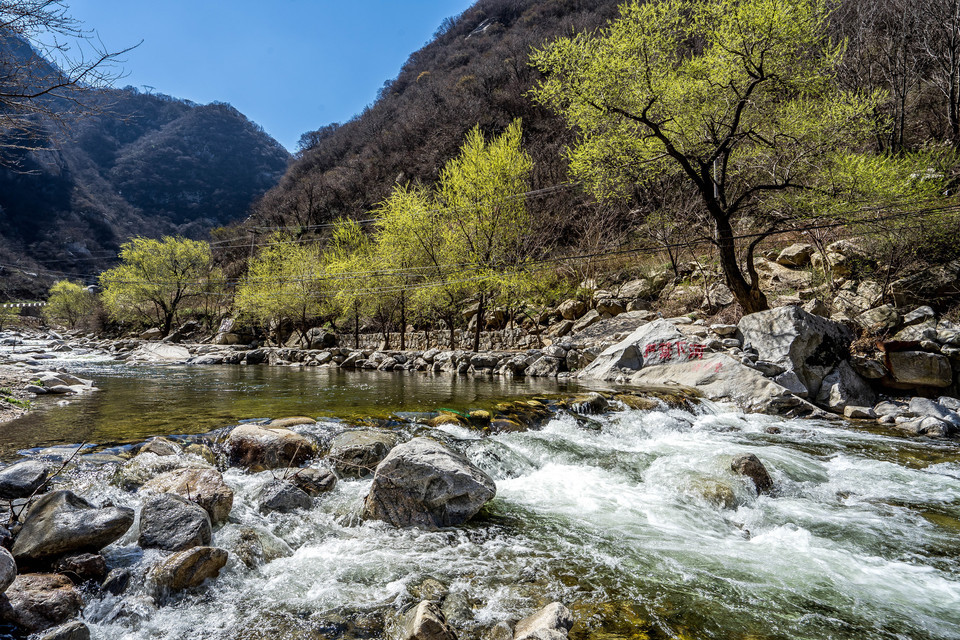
[336,328,541,352]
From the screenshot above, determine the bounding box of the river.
[3,348,960,640]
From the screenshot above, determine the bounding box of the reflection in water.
[0,364,581,455]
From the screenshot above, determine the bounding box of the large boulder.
[0,574,82,633]
[12,491,134,563]
[225,424,316,471]
[558,299,587,321]
[327,430,399,478]
[151,546,228,592]
[776,243,814,268]
[0,460,50,500]
[142,468,234,526]
[37,621,90,640]
[118,451,214,490]
[257,480,312,514]
[363,438,496,530]
[738,306,854,398]
[886,351,953,388]
[138,494,212,552]
[579,320,688,381]
[289,467,337,496]
[730,453,773,495]
[126,343,191,363]
[815,361,876,413]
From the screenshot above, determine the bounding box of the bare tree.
[0,0,135,156]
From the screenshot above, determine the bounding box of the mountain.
[0,37,291,299]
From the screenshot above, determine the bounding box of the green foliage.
[0,306,19,330]
[99,236,221,335]
[235,234,327,340]
[530,0,949,312]
[44,281,96,329]
[1,396,30,409]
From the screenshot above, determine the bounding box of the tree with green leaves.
[100,236,219,336]
[44,280,95,328]
[0,305,18,331]
[435,119,533,350]
[324,218,377,348]
[235,234,327,344]
[531,0,947,313]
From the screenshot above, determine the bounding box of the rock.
[710,324,738,337]
[139,327,163,340]
[525,356,563,377]
[363,438,496,530]
[572,310,601,332]
[856,305,899,331]
[185,443,217,465]
[288,467,337,496]
[299,327,337,349]
[890,259,960,307]
[550,320,574,338]
[0,574,82,633]
[703,283,735,311]
[730,453,773,495]
[118,451,214,489]
[138,494,212,552]
[815,361,876,413]
[567,393,609,415]
[151,546,228,592]
[142,468,234,527]
[0,548,14,594]
[738,306,854,398]
[893,322,937,342]
[850,356,887,380]
[126,343,191,363]
[138,437,182,457]
[37,620,90,640]
[776,243,814,268]
[908,397,960,430]
[50,554,106,584]
[257,480,313,514]
[595,298,626,316]
[11,491,134,563]
[895,416,952,437]
[0,460,50,500]
[225,424,316,472]
[887,351,953,388]
[902,306,936,327]
[802,298,830,317]
[327,430,399,478]
[750,360,786,377]
[558,299,587,321]
[579,319,688,380]
[101,568,131,596]
[843,405,876,419]
[401,600,457,640]
[514,602,574,640]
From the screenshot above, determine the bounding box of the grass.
[2,396,30,409]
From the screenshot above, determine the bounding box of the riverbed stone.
[151,546,228,592]
[142,468,234,526]
[514,602,574,640]
[257,480,312,514]
[288,467,337,496]
[0,574,82,633]
[738,306,854,399]
[138,437,182,457]
[908,397,960,430]
[0,548,15,594]
[579,319,687,381]
[50,553,107,584]
[37,620,90,640]
[118,451,214,489]
[126,343,191,363]
[138,493,212,552]
[0,460,50,500]
[730,453,773,495]
[895,415,953,437]
[887,351,953,388]
[525,356,563,377]
[226,424,316,472]
[402,600,457,640]
[328,430,399,478]
[12,491,134,563]
[363,437,496,530]
[815,361,876,413]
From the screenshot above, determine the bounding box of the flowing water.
[3,344,960,640]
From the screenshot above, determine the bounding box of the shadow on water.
[0,364,580,456]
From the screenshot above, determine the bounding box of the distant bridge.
[1,302,45,309]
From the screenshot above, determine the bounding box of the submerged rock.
[11,491,134,563]
[257,480,312,514]
[138,493,212,552]
[402,600,458,640]
[363,438,496,529]
[142,468,234,526]
[0,573,82,633]
[151,546,228,592]
[0,460,50,500]
[225,424,316,472]
[288,467,337,496]
[730,454,773,495]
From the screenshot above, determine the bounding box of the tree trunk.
[399,292,406,351]
[473,294,485,352]
[353,300,360,349]
[712,214,769,314]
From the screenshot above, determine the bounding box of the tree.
[0,305,18,330]
[0,1,134,156]
[99,236,218,336]
[435,119,532,350]
[234,234,326,344]
[44,279,94,328]
[530,0,945,314]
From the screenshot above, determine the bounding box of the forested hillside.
[0,37,290,299]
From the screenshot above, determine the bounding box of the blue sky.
[65,1,476,151]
